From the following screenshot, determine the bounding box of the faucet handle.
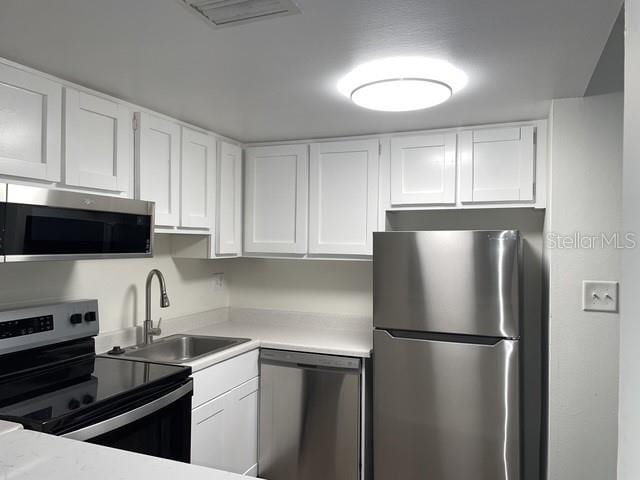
[149,317,162,337]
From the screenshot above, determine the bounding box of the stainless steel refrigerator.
[373,230,521,480]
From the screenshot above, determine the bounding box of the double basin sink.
[117,334,250,364]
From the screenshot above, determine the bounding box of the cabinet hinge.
[132,114,139,131]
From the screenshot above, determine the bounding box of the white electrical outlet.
[213,273,224,290]
[582,281,619,312]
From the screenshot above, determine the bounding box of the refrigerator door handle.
[384,329,511,345]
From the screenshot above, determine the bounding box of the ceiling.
[0,0,623,142]
[585,7,624,97]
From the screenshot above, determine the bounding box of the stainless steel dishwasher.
[258,349,362,480]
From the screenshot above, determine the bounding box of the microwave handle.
[61,381,192,441]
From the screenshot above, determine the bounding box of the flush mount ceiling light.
[337,57,468,112]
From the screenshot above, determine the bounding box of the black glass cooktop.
[0,340,191,434]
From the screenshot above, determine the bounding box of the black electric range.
[0,300,193,462]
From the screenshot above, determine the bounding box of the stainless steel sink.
[119,334,250,364]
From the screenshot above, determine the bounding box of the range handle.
[61,380,192,441]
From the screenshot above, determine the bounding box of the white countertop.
[0,422,246,480]
[178,308,372,372]
[98,307,373,372]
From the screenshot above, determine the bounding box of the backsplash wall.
[227,258,373,317]
[0,234,231,333]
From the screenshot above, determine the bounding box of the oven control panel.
[0,300,99,355]
[0,315,54,339]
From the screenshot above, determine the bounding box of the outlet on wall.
[213,273,224,290]
[582,280,619,312]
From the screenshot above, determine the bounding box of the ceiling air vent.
[180,0,301,28]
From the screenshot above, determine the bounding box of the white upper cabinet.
[64,88,131,192]
[134,112,181,227]
[309,139,379,255]
[244,145,308,254]
[0,63,62,182]
[180,127,216,229]
[390,133,457,205]
[459,125,535,203]
[216,141,242,255]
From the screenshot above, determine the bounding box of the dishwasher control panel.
[260,349,361,370]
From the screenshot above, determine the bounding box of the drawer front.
[192,349,259,407]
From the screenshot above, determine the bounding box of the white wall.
[546,93,623,480]
[0,234,231,333]
[227,258,372,317]
[619,2,640,478]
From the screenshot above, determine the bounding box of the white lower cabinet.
[229,378,260,475]
[190,349,259,476]
[192,393,228,470]
[192,377,259,475]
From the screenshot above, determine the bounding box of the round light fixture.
[337,57,467,112]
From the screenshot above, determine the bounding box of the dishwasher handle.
[260,349,361,371]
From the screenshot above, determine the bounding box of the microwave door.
[3,184,153,262]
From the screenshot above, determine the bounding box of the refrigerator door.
[373,230,520,337]
[373,329,520,480]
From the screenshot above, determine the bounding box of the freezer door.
[373,230,520,337]
[373,329,520,480]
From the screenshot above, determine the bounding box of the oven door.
[62,381,192,462]
[2,184,153,262]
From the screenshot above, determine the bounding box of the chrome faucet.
[144,269,170,344]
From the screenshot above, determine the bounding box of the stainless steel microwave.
[0,184,154,262]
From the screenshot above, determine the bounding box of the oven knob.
[68,398,80,410]
[70,314,82,325]
[82,394,94,405]
[84,311,97,323]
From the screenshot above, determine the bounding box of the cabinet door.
[216,141,242,255]
[65,88,131,192]
[244,145,308,254]
[309,139,379,255]
[459,126,535,203]
[135,112,181,226]
[228,377,259,475]
[390,133,456,205]
[191,393,231,471]
[0,63,61,182]
[181,127,216,229]
[191,377,259,475]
